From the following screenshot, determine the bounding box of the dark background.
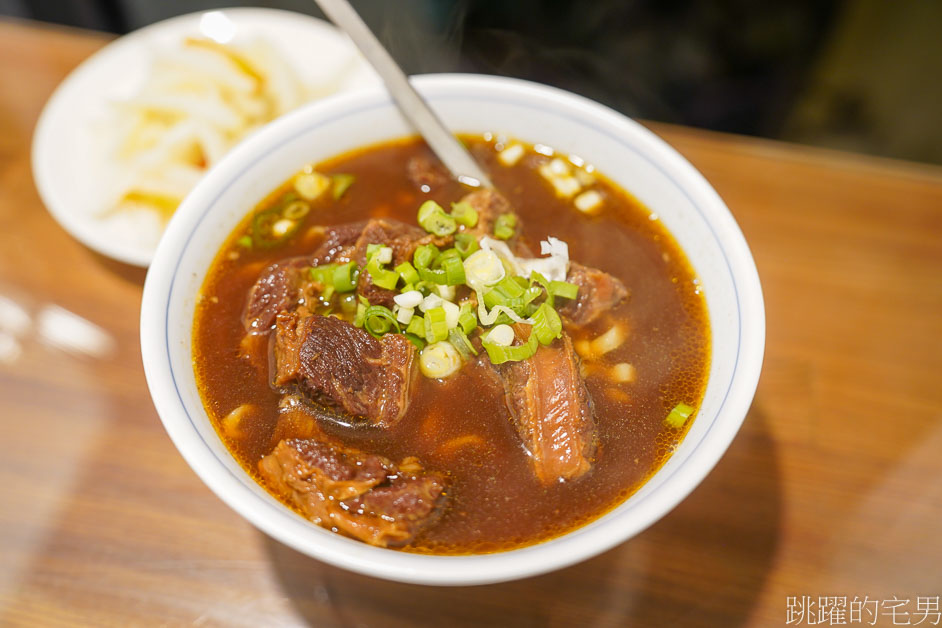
[5,0,941,165]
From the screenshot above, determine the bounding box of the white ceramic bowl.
[141,74,765,586]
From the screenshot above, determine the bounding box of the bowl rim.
[141,72,765,586]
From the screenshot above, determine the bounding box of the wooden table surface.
[1,19,941,628]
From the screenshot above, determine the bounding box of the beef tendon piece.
[259,438,447,547]
[273,311,418,427]
[559,262,629,328]
[497,327,597,484]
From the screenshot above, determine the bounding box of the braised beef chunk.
[259,438,446,547]
[496,326,596,484]
[559,262,629,327]
[273,311,417,427]
[243,257,311,333]
[309,220,366,265]
[407,155,450,191]
[459,189,518,237]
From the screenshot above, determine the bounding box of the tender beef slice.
[459,188,518,238]
[243,257,311,333]
[309,220,367,265]
[496,327,596,484]
[259,438,446,547]
[407,155,450,191]
[351,219,451,307]
[273,313,418,427]
[559,262,629,328]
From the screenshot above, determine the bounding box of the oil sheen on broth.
[193,136,710,554]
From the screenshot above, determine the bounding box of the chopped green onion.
[424,306,449,343]
[415,245,466,286]
[320,284,335,303]
[484,282,541,316]
[338,293,358,315]
[309,264,334,285]
[366,259,399,290]
[666,403,695,429]
[449,201,479,227]
[332,261,359,292]
[530,271,579,307]
[353,296,368,328]
[448,328,478,358]
[366,243,382,259]
[414,281,437,296]
[237,235,253,248]
[454,232,479,258]
[414,243,439,269]
[530,303,563,345]
[549,280,579,301]
[483,330,538,364]
[417,200,456,236]
[417,200,445,224]
[405,333,426,350]
[365,244,398,290]
[282,201,310,220]
[331,173,355,200]
[458,303,477,334]
[395,261,420,286]
[419,341,462,378]
[437,247,462,265]
[406,314,425,337]
[252,207,301,249]
[363,305,400,338]
[493,213,517,240]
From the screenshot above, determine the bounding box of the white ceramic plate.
[32,7,380,267]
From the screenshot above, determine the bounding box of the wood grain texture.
[1,19,940,627]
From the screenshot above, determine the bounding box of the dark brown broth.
[193,136,710,554]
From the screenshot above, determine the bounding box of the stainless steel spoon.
[313,0,493,189]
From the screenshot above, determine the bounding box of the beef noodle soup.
[193,136,709,554]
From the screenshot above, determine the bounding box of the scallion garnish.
[414,243,466,286]
[331,173,355,200]
[493,213,517,240]
[332,261,359,292]
[449,201,479,227]
[550,280,579,301]
[404,333,426,350]
[365,244,399,290]
[458,303,477,334]
[454,232,479,258]
[395,261,420,286]
[363,305,400,338]
[448,328,478,359]
[424,306,449,343]
[665,403,695,429]
[406,314,425,337]
[482,329,539,364]
[417,200,457,236]
[530,302,563,345]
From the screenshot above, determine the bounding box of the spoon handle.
[314,0,493,188]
